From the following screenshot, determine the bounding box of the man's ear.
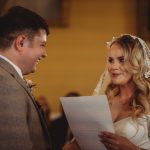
[14,35,26,51]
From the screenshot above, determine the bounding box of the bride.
[63,34,150,150]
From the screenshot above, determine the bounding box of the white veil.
[93,67,110,95]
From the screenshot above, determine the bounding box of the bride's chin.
[112,80,122,85]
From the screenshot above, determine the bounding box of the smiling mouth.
[111,73,120,77]
[37,58,41,63]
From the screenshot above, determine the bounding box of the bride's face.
[107,43,132,85]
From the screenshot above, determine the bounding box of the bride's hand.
[99,131,140,150]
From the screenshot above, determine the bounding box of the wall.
[27,0,137,113]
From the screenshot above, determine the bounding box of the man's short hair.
[0,6,49,49]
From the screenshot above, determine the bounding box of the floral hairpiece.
[106,34,150,79]
[106,36,116,48]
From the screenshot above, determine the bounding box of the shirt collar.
[0,55,23,79]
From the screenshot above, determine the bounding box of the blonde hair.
[106,34,150,118]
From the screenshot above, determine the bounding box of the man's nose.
[42,50,47,58]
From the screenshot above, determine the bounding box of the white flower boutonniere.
[25,79,36,92]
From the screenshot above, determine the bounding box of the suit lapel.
[0,58,52,149]
[0,58,34,99]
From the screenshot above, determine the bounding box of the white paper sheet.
[60,95,114,150]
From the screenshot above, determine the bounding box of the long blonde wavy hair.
[105,34,150,118]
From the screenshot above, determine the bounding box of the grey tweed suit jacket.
[0,58,52,150]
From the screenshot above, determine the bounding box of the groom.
[0,6,51,150]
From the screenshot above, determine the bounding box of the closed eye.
[41,43,46,48]
[40,41,46,48]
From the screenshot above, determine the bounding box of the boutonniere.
[25,79,36,91]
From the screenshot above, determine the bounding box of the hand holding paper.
[60,95,114,150]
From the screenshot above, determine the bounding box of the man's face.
[21,29,47,75]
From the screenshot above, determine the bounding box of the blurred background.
[1,0,149,118]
